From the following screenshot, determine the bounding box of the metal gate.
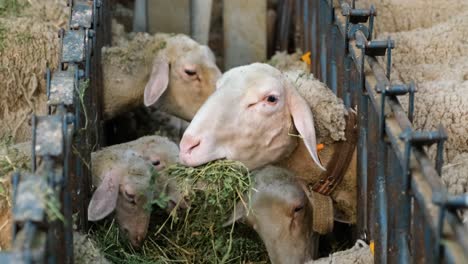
[0,0,110,263]
[276,0,468,263]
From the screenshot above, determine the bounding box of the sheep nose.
[131,235,143,248]
[180,134,201,155]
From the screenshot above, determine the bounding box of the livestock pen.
[0,0,467,263]
[274,0,468,263]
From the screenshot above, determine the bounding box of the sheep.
[0,0,69,142]
[179,63,358,223]
[1,11,221,143]
[363,2,468,226]
[267,50,309,72]
[386,10,468,69]
[224,165,322,264]
[306,239,373,264]
[355,0,468,36]
[88,135,185,248]
[373,10,468,163]
[101,29,222,121]
[0,135,185,249]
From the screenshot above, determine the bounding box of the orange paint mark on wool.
[301,51,311,65]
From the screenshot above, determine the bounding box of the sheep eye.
[184,69,197,76]
[152,160,161,166]
[293,205,304,213]
[266,95,278,103]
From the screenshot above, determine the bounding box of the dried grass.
[91,160,269,263]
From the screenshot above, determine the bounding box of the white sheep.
[1,13,221,143]
[0,135,184,249]
[355,0,468,35]
[378,10,468,163]
[267,50,310,72]
[179,63,357,223]
[224,165,321,263]
[88,135,185,248]
[102,28,222,121]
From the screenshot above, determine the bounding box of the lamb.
[88,135,185,248]
[179,63,357,223]
[0,0,69,142]
[0,135,184,249]
[224,165,324,264]
[101,30,222,121]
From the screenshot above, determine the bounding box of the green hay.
[91,160,269,263]
[0,135,29,178]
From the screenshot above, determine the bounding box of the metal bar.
[277,0,468,262]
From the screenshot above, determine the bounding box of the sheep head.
[143,35,221,121]
[179,63,325,171]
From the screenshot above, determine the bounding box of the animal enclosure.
[0,0,467,263]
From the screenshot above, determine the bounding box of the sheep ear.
[222,201,248,227]
[287,86,326,171]
[144,55,169,107]
[88,168,122,221]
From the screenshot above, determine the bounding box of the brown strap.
[309,191,334,234]
[312,110,358,196]
[300,182,334,234]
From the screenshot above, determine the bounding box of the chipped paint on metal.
[71,1,93,29]
[35,116,63,157]
[62,30,85,63]
[13,174,47,222]
[48,67,75,106]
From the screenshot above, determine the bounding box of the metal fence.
[276,0,468,263]
[0,0,110,263]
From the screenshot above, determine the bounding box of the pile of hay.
[91,160,269,263]
[0,0,69,142]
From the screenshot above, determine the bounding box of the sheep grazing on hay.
[179,63,358,227]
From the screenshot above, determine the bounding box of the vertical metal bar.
[311,0,318,74]
[375,90,388,264]
[62,112,73,264]
[366,102,379,242]
[335,29,345,99]
[319,0,327,83]
[375,141,388,264]
[343,53,352,107]
[386,37,392,80]
[330,25,338,94]
[389,135,411,263]
[302,0,309,53]
[357,67,368,239]
[435,127,446,176]
[412,201,427,263]
[11,172,20,240]
[31,115,37,172]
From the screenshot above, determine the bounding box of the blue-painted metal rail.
[0,1,110,263]
[276,0,468,263]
